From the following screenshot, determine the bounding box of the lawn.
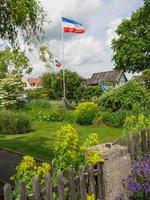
[0,121,123,161]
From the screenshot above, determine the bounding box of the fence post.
[97,164,105,200]
[120,136,126,146]
[147,128,150,150]
[68,168,76,200]
[4,184,13,200]
[57,171,65,200]
[88,165,95,195]
[18,181,27,200]
[134,132,140,156]
[45,174,53,200]
[32,176,42,200]
[141,129,147,153]
[79,166,87,200]
[127,134,134,159]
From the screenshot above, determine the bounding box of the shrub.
[0,110,31,134]
[27,99,51,109]
[0,73,24,109]
[74,102,98,125]
[77,86,102,101]
[99,81,149,112]
[53,125,79,172]
[52,125,102,173]
[86,150,104,165]
[124,114,150,134]
[98,110,127,128]
[11,155,51,198]
[40,108,68,122]
[26,88,49,100]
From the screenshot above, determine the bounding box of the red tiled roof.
[27,77,41,86]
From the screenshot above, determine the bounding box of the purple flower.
[144,184,150,193]
[128,182,142,192]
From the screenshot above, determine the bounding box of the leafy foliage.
[77,86,102,101]
[52,125,101,172]
[41,70,83,100]
[0,110,31,134]
[0,48,31,78]
[0,0,46,46]
[112,0,150,73]
[53,125,79,172]
[11,155,51,198]
[99,80,149,112]
[0,73,24,109]
[26,88,49,100]
[124,114,150,134]
[74,102,98,125]
[86,150,104,165]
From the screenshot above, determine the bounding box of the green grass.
[0,121,123,161]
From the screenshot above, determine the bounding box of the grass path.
[0,121,123,161]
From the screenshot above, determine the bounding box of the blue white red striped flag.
[62,17,85,34]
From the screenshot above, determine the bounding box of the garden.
[0,0,150,199]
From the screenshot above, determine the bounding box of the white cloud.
[106,18,122,47]
[26,0,143,78]
[41,0,102,28]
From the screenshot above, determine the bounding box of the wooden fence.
[3,128,150,200]
[118,128,150,158]
[3,164,105,200]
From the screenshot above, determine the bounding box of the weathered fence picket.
[32,176,42,200]
[57,172,65,200]
[4,184,13,200]
[68,168,76,200]
[18,181,27,200]
[45,174,53,200]
[79,166,87,200]
[97,164,105,200]
[141,129,147,153]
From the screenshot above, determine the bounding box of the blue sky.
[30,0,144,78]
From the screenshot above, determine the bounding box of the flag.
[55,59,62,68]
[62,17,85,34]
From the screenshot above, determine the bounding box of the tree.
[0,73,24,109]
[53,70,83,100]
[41,73,52,89]
[140,69,150,90]
[0,0,46,46]
[0,0,52,75]
[112,0,150,73]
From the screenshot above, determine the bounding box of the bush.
[11,155,51,198]
[98,110,127,127]
[0,110,31,134]
[52,125,101,172]
[40,108,69,122]
[26,88,49,100]
[77,86,102,101]
[124,114,150,134]
[27,99,51,109]
[99,81,149,112]
[74,102,98,125]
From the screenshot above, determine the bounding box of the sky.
[28,0,144,79]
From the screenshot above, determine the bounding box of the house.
[87,70,128,87]
[23,77,41,90]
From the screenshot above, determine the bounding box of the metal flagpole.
[61,12,66,99]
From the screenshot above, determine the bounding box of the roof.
[87,70,127,85]
[27,77,41,87]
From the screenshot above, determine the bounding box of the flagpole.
[61,12,66,99]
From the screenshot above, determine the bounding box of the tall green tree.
[0,0,52,76]
[112,0,150,73]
